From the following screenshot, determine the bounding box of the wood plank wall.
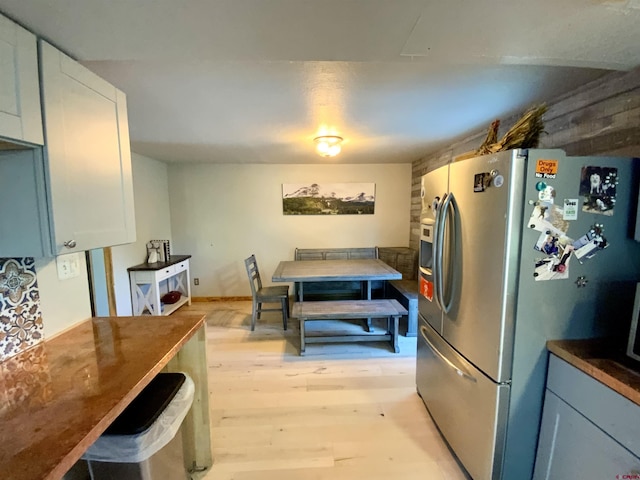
[409,67,640,250]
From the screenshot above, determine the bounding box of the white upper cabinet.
[0,40,136,258]
[0,12,43,145]
[39,40,136,255]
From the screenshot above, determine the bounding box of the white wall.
[168,163,412,297]
[110,153,173,315]
[38,255,92,339]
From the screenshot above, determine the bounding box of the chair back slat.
[244,254,263,296]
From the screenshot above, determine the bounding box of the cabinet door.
[0,13,43,145]
[40,41,136,254]
[534,390,640,480]
[0,149,50,257]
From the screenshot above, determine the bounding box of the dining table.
[272,258,402,332]
[272,258,402,300]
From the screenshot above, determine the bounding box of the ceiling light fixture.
[314,135,343,157]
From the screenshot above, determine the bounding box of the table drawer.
[174,260,189,274]
[157,265,176,280]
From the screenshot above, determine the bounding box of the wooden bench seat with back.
[292,247,383,301]
[377,247,419,336]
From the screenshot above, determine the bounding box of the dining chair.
[244,254,289,331]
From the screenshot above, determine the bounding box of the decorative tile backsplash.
[0,258,44,361]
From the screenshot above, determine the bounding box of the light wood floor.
[182,301,469,480]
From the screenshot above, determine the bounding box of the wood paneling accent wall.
[410,67,640,250]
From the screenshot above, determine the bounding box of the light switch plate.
[56,253,81,280]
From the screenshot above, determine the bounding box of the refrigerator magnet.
[538,184,556,203]
[535,159,559,179]
[562,199,579,221]
[527,203,570,236]
[533,245,573,281]
[474,173,491,192]
[579,166,618,216]
[572,224,608,262]
[534,232,560,256]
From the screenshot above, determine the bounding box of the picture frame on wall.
[282,183,375,215]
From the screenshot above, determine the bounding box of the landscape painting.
[282,183,375,215]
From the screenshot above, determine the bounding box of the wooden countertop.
[0,314,206,480]
[547,339,640,407]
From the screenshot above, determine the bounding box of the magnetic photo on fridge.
[572,224,608,262]
[579,166,617,216]
[533,244,574,281]
[527,203,570,237]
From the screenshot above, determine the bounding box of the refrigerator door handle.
[432,193,447,311]
[420,325,477,383]
[435,193,457,313]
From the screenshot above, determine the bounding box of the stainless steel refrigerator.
[416,149,640,480]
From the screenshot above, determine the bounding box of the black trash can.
[82,372,194,480]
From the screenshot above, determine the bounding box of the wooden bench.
[293,247,383,301]
[292,299,408,355]
[377,247,419,337]
[294,247,379,261]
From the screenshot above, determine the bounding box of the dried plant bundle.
[476,119,500,155]
[475,104,548,155]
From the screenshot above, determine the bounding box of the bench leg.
[300,318,306,356]
[281,297,288,331]
[406,306,417,337]
[391,316,399,353]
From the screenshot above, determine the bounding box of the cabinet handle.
[64,240,77,249]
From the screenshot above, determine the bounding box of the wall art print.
[0,258,44,361]
[282,183,375,215]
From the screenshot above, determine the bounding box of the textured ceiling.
[1,0,638,164]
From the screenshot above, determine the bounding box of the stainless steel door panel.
[420,165,448,220]
[419,166,448,333]
[419,220,441,332]
[443,150,525,382]
[418,269,441,332]
[417,317,509,480]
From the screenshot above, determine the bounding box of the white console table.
[128,255,192,316]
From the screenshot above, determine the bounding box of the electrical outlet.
[194,278,200,285]
[56,253,81,280]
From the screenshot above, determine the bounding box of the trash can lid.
[104,372,186,435]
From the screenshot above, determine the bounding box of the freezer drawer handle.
[420,325,476,383]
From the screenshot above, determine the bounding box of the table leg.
[363,280,372,332]
[300,317,306,356]
[165,324,213,474]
